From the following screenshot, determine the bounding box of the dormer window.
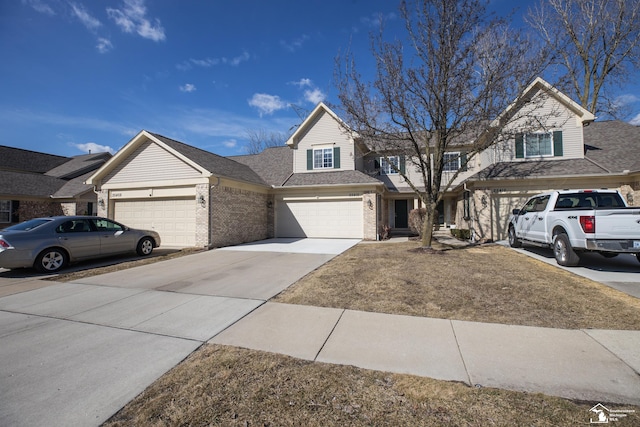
[515,131,563,158]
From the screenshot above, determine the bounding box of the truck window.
[555,192,626,210]
[596,193,625,208]
[534,195,550,212]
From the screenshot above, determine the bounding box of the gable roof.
[286,102,356,148]
[228,146,293,186]
[150,133,268,186]
[45,152,111,179]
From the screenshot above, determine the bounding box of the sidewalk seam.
[450,319,473,386]
[580,329,640,376]
[314,308,346,361]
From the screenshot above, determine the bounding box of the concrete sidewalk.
[211,302,640,406]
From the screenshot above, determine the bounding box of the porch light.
[197,195,206,208]
[367,199,373,209]
[98,198,105,209]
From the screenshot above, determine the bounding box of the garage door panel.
[276,199,362,238]
[114,198,196,247]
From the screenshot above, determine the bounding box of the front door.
[395,200,408,228]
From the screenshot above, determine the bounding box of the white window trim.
[524,132,554,158]
[313,147,333,169]
[443,152,461,172]
[380,156,400,175]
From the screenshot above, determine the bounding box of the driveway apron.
[0,238,358,427]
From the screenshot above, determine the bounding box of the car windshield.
[2,218,51,231]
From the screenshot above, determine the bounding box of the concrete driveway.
[0,238,359,427]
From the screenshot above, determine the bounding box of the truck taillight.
[580,216,596,233]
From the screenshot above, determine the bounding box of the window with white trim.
[313,147,333,169]
[0,200,11,223]
[443,152,460,172]
[380,156,400,175]
[525,132,552,157]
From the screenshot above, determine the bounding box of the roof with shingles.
[150,133,269,187]
[228,146,293,186]
[51,171,95,198]
[583,121,640,173]
[282,170,383,187]
[0,145,68,173]
[45,152,111,179]
[0,170,67,197]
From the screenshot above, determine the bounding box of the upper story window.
[516,130,563,159]
[307,146,341,170]
[380,156,400,175]
[313,147,333,169]
[442,152,468,172]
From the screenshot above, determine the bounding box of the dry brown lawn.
[275,242,640,330]
[104,345,628,427]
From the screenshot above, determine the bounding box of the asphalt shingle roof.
[283,170,383,187]
[151,133,269,187]
[45,152,111,179]
[0,145,68,173]
[228,146,293,186]
[0,170,67,198]
[583,120,640,173]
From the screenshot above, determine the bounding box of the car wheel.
[136,237,154,256]
[35,248,68,273]
[636,253,640,264]
[553,233,580,266]
[508,226,521,248]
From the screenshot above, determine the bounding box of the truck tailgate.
[594,208,640,241]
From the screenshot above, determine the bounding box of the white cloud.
[248,93,287,116]
[304,88,326,104]
[614,94,640,109]
[280,34,309,52]
[360,12,397,28]
[22,0,55,15]
[228,51,250,66]
[630,112,640,126]
[70,2,101,31]
[107,0,165,42]
[72,142,115,154]
[290,78,312,88]
[222,139,237,148]
[179,83,196,93]
[178,51,250,71]
[96,37,113,53]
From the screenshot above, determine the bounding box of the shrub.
[451,228,471,240]
[408,208,440,237]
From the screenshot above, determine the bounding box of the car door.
[55,219,101,260]
[515,197,539,240]
[528,195,550,242]
[91,218,137,256]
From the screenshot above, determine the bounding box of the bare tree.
[527,0,640,117]
[244,129,289,154]
[335,0,550,248]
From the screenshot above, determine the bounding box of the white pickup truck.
[508,190,640,266]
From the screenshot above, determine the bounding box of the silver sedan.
[0,216,161,273]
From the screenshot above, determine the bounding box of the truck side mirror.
[512,208,521,215]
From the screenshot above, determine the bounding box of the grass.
[274,242,640,330]
[104,345,615,427]
[101,239,640,426]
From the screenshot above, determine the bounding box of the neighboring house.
[86,78,640,248]
[0,146,111,226]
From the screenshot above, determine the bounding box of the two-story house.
[86,77,640,247]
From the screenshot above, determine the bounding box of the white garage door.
[113,198,196,247]
[276,199,363,238]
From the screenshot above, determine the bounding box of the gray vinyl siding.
[104,140,201,184]
[293,110,355,173]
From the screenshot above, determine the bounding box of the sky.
[1,0,639,158]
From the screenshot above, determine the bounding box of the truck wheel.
[553,233,580,266]
[508,226,521,248]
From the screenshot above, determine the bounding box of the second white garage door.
[113,198,196,247]
[276,199,363,238]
